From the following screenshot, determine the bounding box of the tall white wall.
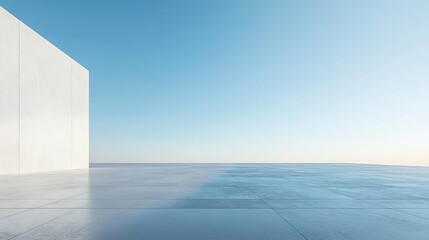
[0,7,20,175]
[71,60,89,169]
[0,7,89,175]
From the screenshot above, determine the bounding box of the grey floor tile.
[39,199,137,209]
[249,186,351,200]
[40,199,270,209]
[0,209,27,219]
[71,187,196,200]
[366,199,429,209]
[183,187,258,199]
[265,199,379,209]
[165,199,269,209]
[328,186,429,200]
[276,208,429,240]
[0,200,58,209]
[1,163,429,240]
[0,209,71,240]
[13,209,305,240]
[397,209,429,220]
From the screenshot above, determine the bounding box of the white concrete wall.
[0,7,20,175]
[71,60,89,169]
[0,7,89,175]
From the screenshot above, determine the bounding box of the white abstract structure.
[0,7,89,175]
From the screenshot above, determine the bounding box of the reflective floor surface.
[1,163,429,240]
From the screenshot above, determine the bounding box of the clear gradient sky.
[1,0,428,165]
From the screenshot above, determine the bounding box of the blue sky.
[2,0,428,165]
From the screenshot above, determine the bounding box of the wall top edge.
[0,5,89,73]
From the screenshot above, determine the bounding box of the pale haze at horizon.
[2,0,428,165]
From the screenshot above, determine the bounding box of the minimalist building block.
[19,23,73,173]
[71,60,89,169]
[0,6,89,175]
[0,8,20,175]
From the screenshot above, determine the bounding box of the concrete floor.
[1,164,429,240]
